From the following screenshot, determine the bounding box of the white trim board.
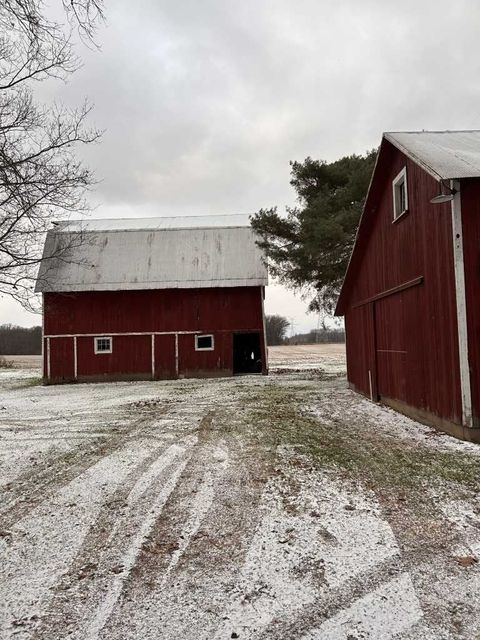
[451,180,473,428]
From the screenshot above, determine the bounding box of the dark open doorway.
[233,332,262,374]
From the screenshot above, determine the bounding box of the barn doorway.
[233,332,262,374]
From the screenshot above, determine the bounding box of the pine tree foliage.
[251,151,377,314]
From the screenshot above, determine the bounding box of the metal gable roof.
[35,215,268,293]
[384,130,480,180]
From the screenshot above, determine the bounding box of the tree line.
[265,315,344,346]
[0,324,42,354]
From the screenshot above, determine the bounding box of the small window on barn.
[392,167,408,221]
[195,334,214,351]
[94,336,112,354]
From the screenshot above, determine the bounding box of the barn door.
[374,294,407,402]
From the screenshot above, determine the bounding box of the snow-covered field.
[2,345,480,639]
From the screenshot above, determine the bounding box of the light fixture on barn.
[430,182,457,204]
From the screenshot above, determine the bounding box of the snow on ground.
[1,345,480,639]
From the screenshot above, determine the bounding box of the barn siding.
[44,287,263,335]
[345,305,374,397]
[344,142,462,425]
[154,334,177,380]
[178,332,232,378]
[459,180,480,426]
[76,335,152,381]
[48,336,75,382]
[43,286,265,382]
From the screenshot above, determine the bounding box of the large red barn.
[335,131,480,442]
[35,215,268,383]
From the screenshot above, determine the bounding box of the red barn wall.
[343,141,462,427]
[49,337,74,382]
[43,286,266,382]
[76,335,152,381]
[459,180,480,425]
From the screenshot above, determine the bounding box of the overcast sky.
[2,0,480,332]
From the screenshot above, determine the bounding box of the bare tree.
[0,1,104,311]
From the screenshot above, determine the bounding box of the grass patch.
[0,356,13,369]
[11,377,43,389]
[237,384,480,495]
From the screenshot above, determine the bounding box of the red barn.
[335,131,480,442]
[35,215,268,383]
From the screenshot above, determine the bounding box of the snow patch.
[302,573,423,639]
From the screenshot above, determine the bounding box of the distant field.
[268,342,345,363]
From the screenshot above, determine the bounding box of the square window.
[94,336,112,354]
[392,167,408,220]
[195,334,214,351]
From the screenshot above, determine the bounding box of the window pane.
[399,182,405,212]
[96,337,111,352]
[197,335,213,349]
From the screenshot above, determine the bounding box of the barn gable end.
[36,215,269,384]
[336,131,480,440]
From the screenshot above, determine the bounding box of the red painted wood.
[44,286,266,381]
[76,334,151,380]
[49,336,74,381]
[43,338,48,378]
[44,287,264,336]
[178,332,232,377]
[154,334,176,379]
[342,141,462,425]
[345,304,374,397]
[458,180,480,426]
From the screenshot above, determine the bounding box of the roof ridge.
[384,129,480,135]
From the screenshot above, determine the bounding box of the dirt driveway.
[1,345,480,639]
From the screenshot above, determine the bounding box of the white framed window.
[392,167,408,220]
[94,336,112,354]
[195,334,214,351]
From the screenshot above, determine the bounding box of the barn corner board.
[336,130,480,441]
[36,214,268,383]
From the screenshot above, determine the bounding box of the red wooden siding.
[154,334,176,380]
[43,286,266,382]
[48,337,74,381]
[459,180,480,426]
[77,335,152,381]
[342,141,462,426]
[374,286,427,410]
[44,287,264,336]
[178,332,231,378]
[345,305,375,398]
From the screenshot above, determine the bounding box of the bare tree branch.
[0,1,104,311]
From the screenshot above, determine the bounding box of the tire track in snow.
[100,421,274,640]
[158,440,230,588]
[0,408,169,530]
[84,438,196,640]
[0,439,164,638]
[212,453,416,640]
[29,433,186,639]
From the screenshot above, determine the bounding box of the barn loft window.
[195,334,214,351]
[392,167,408,220]
[94,336,112,354]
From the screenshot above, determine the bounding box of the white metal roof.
[54,213,252,233]
[384,130,480,180]
[35,215,268,293]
